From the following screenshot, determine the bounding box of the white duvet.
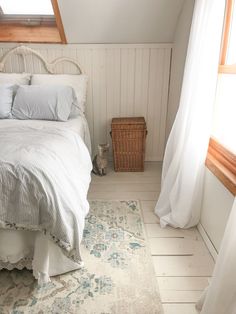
[0,124,92,268]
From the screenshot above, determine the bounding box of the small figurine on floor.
[92,143,109,176]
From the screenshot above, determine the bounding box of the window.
[211,74,236,154]
[206,0,236,196]
[219,0,236,73]
[0,0,66,43]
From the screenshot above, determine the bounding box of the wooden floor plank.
[140,200,157,211]
[160,290,202,303]
[152,255,214,277]
[145,224,201,240]
[157,277,209,291]
[142,161,163,172]
[89,182,161,192]
[149,238,210,256]
[143,211,160,224]
[163,304,199,314]
[88,191,159,200]
[92,175,161,184]
[158,277,208,304]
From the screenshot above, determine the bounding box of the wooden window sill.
[0,24,62,43]
[219,64,236,74]
[206,138,236,196]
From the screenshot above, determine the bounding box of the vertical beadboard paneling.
[146,48,171,160]
[159,48,172,154]
[76,48,94,152]
[134,48,150,118]
[120,48,136,116]
[147,49,162,160]
[92,49,107,154]
[0,43,171,161]
[106,48,121,159]
[152,49,165,160]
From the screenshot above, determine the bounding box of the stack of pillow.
[0,73,88,121]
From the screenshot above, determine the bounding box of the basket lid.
[112,117,146,125]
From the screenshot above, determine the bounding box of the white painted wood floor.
[88,162,215,314]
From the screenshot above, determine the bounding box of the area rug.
[0,200,163,314]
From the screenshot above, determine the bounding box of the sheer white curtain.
[155,0,225,228]
[196,199,236,314]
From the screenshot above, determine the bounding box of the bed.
[0,46,93,284]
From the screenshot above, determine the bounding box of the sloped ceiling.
[58,0,185,44]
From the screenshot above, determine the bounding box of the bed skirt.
[0,229,83,284]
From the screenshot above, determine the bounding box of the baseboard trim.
[197,223,218,261]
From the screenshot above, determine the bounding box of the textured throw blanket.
[0,125,92,263]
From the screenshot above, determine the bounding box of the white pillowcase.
[12,85,75,122]
[0,73,31,85]
[0,84,14,119]
[31,74,88,115]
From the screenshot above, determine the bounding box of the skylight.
[0,0,54,15]
[0,0,66,44]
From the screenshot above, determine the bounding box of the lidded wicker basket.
[111,117,147,172]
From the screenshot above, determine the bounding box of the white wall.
[199,169,235,255]
[166,0,195,137]
[58,0,185,44]
[0,43,171,161]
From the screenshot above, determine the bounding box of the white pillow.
[0,84,14,119]
[31,74,88,115]
[0,73,31,85]
[12,85,75,121]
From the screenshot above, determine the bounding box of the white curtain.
[155,0,225,228]
[196,199,236,314]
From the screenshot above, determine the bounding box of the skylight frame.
[0,0,66,44]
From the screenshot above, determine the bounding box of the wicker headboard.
[0,45,83,74]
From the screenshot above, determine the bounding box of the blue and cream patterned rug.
[0,200,163,314]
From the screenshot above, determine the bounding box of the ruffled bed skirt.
[0,230,83,285]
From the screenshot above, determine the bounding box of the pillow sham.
[31,74,88,115]
[12,85,75,121]
[0,84,14,119]
[0,73,31,85]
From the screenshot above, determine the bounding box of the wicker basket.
[111,117,147,172]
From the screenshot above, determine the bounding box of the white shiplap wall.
[0,43,172,161]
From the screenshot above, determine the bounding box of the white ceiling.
[58,0,185,44]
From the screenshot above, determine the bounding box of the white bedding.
[0,115,91,154]
[0,116,92,283]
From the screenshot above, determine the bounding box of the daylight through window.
[0,0,66,43]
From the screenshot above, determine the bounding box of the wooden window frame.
[219,0,236,73]
[51,0,66,44]
[0,0,66,44]
[206,139,236,196]
[205,0,236,196]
